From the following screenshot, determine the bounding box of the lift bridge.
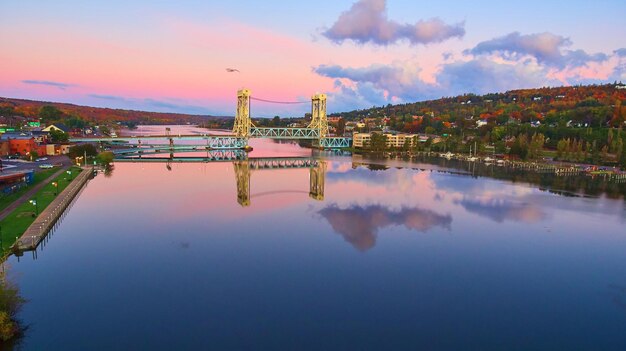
[69,89,351,151]
[115,152,326,207]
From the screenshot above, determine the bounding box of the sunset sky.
[1,0,625,117]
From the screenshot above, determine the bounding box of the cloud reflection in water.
[319,204,452,251]
[457,196,546,223]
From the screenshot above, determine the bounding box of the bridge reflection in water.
[115,152,326,207]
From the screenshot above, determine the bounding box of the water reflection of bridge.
[116,154,326,207]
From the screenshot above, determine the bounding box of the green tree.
[29,150,39,161]
[39,105,63,121]
[0,277,26,341]
[99,126,111,136]
[591,140,601,164]
[96,151,115,165]
[576,140,583,161]
[528,133,545,159]
[68,144,97,159]
[49,129,69,143]
[556,139,567,159]
[368,133,388,152]
[412,137,423,152]
[621,141,626,169]
[272,116,280,127]
[495,140,506,154]
[509,134,529,160]
[616,137,623,164]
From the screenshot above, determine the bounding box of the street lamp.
[52,181,58,196]
[66,170,73,181]
[29,199,39,216]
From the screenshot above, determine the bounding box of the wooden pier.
[12,168,92,253]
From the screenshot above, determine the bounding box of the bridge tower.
[234,160,251,207]
[309,161,326,201]
[308,93,329,139]
[233,89,252,138]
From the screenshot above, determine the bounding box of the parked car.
[39,163,54,169]
[36,157,48,161]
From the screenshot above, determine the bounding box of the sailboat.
[468,142,478,162]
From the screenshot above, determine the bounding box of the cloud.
[89,94,128,101]
[468,32,608,68]
[323,0,464,46]
[315,32,626,110]
[21,80,76,90]
[315,57,556,110]
[86,94,213,115]
[319,204,452,251]
[436,58,553,95]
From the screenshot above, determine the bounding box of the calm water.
[4,126,626,350]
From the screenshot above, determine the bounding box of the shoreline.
[11,167,91,254]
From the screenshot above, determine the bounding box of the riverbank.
[10,167,90,253]
[353,149,626,180]
[0,167,85,256]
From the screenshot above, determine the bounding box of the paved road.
[1,155,71,173]
[0,165,69,221]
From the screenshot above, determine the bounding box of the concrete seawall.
[12,167,92,252]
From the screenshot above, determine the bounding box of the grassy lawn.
[0,167,82,255]
[0,168,60,211]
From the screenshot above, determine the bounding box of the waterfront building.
[353,132,418,148]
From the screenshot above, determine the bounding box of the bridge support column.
[309,161,326,201]
[308,93,328,139]
[233,88,252,139]
[234,160,251,207]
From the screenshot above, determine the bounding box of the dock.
[12,167,92,252]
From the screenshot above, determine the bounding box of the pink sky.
[1,0,624,116]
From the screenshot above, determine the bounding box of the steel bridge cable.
[250,96,308,104]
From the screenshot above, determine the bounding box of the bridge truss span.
[251,127,320,139]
